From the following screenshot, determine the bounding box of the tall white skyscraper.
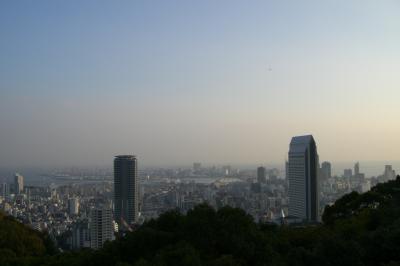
[14,173,24,194]
[288,135,319,222]
[114,155,138,228]
[90,208,114,250]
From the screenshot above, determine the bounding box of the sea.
[0,160,399,186]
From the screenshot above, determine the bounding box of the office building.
[0,183,10,198]
[114,155,138,227]
[257,166,267,183]
[354,162,360,176]
[288,135,319,222]
[320,161,332,180]
[384,165,396,181]
[68,198,80,216]
[14,173,24,194]
[344,169,352,178]
[285,161,289,180]
[353,162,365,183]
[90,208,114,250]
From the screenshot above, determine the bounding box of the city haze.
[1,1,400,168]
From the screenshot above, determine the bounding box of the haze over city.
[1,1,400,168]
[3,2,400,265]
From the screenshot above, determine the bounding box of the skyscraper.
[383,165,396,181]
[343,169,353,178]
[14,173,24,194]
[320,161,332,180]
[288,135,319,222]
[90,208,114,250]
[257,166,267,183]
[114,155,138,227]
[354,162,360,176]
[353,162,365,183]
[0,183,10,198]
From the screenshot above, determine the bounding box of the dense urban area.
[0,159,396,251]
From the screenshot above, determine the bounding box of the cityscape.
[0,135,397,250]
[1,1,399,265]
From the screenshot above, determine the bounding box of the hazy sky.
[0,1,399,168]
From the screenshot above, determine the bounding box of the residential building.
[114,155,138,228]
[90,208,114,250]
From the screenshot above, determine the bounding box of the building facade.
[1,183,10,198]
[320,161,332,180]
[14,173,24,194]
[72,220,91,249]
[384,165,396,181]
[114,155,138,227]
[354,162,360,176]
[68,198,80,216]
[90,208,114,250]
[344,169,353,178]
[288,135,319,222]
[257,166,267,183]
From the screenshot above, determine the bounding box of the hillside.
[0,211,56,266]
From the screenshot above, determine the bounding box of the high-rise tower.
[354,162,360,176]
[114,155,138,227]
[1,183,10,198]
[320,161,332,180]
[257,166,267,183]
[288,135,319,222]
[14,173,24,194]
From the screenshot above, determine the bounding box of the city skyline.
[1,1,400,264]
[1,1,400,168]
[0,132,397,254]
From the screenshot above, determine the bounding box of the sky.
[0,0,399,168]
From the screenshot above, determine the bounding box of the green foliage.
[4,176,400,265]
[0,212,49,257]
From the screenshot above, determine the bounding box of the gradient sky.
[0,0,399,168]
